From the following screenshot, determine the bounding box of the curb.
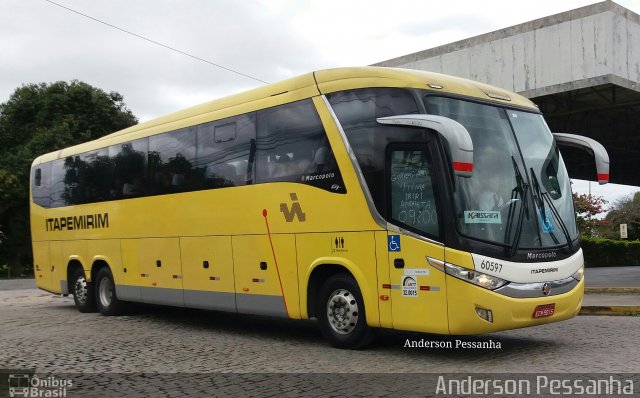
[584,287,640,293]
[579,306,640,316]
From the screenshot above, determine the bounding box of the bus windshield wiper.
[529,168,574,252]
[505,157,529,257]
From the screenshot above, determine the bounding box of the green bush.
[580,236,640,267]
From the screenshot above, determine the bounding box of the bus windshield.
[424,96,578,249]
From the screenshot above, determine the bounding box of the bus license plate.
[533,304,555,319]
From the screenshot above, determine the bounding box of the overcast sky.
[1,0,639,204]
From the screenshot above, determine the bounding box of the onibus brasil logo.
[8,374,72,397]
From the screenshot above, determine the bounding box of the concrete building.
[375,0,640,186]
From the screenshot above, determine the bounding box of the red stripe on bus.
[262,209,289,315]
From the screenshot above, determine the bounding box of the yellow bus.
[30,67,609,348]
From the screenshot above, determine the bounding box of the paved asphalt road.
[584,266,640,288]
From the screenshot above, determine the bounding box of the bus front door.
[232,235,298,318]
[387,234,448,334]
[385,145,449,334]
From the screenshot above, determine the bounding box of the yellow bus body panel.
[296,232,380,326]
[388,234,448,334]
[445,247,475,270]
[314,67,536,109]
[374,231,393,328]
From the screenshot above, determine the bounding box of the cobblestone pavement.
[1,288,639,396]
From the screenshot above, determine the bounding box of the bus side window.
[196,113,255,189]
[149,128,197,194]
[50,158,66,208]
[32,163,52,208]
[327,88,420,207]
[50,149,113,205]
[79,149,111,204]
[109,138,148,199]
[256,99,345,193]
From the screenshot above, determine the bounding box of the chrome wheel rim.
[74,275,88,304]
[98,276,113,308]
[326,288,359,335]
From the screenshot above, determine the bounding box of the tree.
[0,81,137,276]
[604,192,640,240]
[572,192,607,238]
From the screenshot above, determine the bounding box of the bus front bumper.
[446,276,584,335]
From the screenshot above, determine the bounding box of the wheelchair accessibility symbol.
[539,210,555,233]
[388,235,401,252]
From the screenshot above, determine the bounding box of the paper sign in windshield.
[464,211,502,224]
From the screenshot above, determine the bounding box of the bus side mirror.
[553,133,610,185]
[376,115,474,178]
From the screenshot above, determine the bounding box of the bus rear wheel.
[72,267,96,313]
[317,274,374,349]
[95,267,125,316]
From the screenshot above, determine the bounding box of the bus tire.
[94,267,125,316]
[72,267,96,313]
[317,273,374,349]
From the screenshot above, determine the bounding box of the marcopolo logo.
[8,374,73,397]
[527,251,558,260]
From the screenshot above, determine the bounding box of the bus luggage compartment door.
[181,236,236,312]
[137,238,184,306]
[33,241,53,292]
[232,235,298,318]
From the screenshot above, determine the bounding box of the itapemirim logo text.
[8,374,72,397]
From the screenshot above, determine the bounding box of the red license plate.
[533,304,555,319]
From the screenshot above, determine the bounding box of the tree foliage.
[0,81,137,276]
[572,192,607,238]
[602,192,640,240]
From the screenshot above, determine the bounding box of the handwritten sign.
[389,150,438,236]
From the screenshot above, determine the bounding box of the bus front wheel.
[95,267,125,316]
[317,274,374,349]
[72,267,96,313]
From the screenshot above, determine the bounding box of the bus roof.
[33,67,537,164]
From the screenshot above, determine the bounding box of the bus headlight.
[572,265,584,281]
[445,263,508,290]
